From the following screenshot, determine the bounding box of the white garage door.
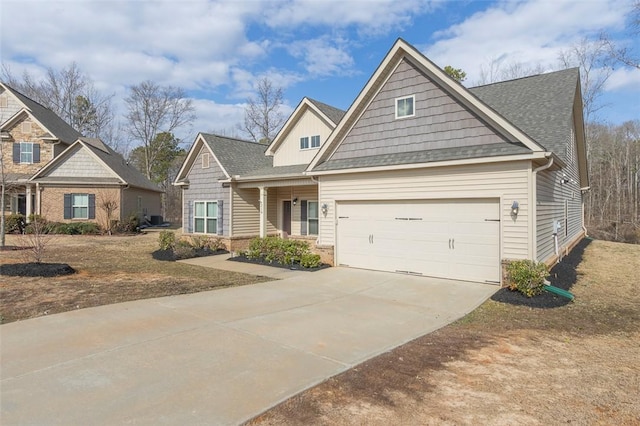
[336,199,500,283]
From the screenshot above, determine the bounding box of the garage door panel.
[337,199,500,283]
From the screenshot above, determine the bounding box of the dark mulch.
[0,262,76,277]
[151,248,228,261]
[491,238,592,308]
[228,254,331,272]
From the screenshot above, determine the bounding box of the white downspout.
[531,155,554,262]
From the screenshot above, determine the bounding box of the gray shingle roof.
[307,98,346,125]
[469,67,579,160]
[313,143,531,172]
[237,164,309,180]
[200,133,272,177]
[2,83,82,144]
[78,138,162,192]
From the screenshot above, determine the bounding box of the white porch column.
[259,186,268,238]
[35,183,41,216]
[25,185,32,222]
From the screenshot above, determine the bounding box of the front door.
[282,201,292,236]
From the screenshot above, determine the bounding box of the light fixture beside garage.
[511,201,519,216]
[321,203,328,216]
[293,197,298,206]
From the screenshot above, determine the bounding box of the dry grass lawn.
[0,230,270,323]
[249,239,640,425]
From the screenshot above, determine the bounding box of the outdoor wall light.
[292,197,298,206]
[321,203,328,215]
[511,200,519,216]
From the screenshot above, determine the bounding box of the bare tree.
[558,38,612,124]
[601,2,640,69]
[124,81,195,180]
[96,190,119,235]
[0,142,13,248]
[475,57,546,85]
[1,62,115,138]
[242,77,285,144]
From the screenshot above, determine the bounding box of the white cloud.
[605,67,640,91]
[424,0,630,84]
[288,36,356,77]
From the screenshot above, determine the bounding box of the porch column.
[35,183,41,216]
[26,185,32,222]
[259,186,268,238]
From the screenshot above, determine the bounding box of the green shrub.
[5,214,26,233]
[158,230,176,251]
[300,253,322,268]
[188,235,224,251]
[245,237,319,267]
[506,259,549,297]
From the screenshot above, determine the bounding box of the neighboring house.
[30,137,162,226]
[174,97,344,259]
[1,82,81,217]
[176,38,588,285]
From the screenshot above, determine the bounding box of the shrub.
[300,253,322,268]
[506,259,549,297]
[158,230,176,250]
[189,235,224,251]
[245,237,319,267]
[5,214,26,233]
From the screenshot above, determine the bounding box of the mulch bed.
[0,263,76,277]
[151,248,228,261]
[491,238,592,308]
[228,254,331,272]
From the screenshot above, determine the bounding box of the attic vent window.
[22,122,32,133]
[395,95,415,119]
[202,153,210,169]
[0,96,7,108]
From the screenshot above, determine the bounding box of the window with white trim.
[300,136,309,150]
[310,135,321,148]
[20,142,33,163]
[308,201,319,235]
[395,95,415,119]
[194,201,218,234]
[72,194,89,219]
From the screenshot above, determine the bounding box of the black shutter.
[300,200,307,236]
[13,143,20,163]
[187,201,193,233]
[64,194,72,219]
[33,144,40,163]
[88,194,96,219]
[217,200,223,235]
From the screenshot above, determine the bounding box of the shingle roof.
[307,98,346,125]
[1,83,82,144]
[200,133,272,176]
[237,164,309,180]
[469,67,579,160]
[78,138,162,192]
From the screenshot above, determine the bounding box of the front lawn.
[0,231,270,324]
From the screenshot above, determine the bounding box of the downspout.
[580,186,590,237]
[531,155,554,262]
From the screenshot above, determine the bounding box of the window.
[310,135,321,148]
[202,153,210,168]
[300,136,309,150]
[20,142,33,163]
[72,194,89,219]
[308,201,319,235]
[395,95,415,119]
[194,201,218,234]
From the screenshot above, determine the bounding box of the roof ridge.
[201,132,265,146]
[469,67,579,89]
[1,82,53,112]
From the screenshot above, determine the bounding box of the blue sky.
[1,0,638,144]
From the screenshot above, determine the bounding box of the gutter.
[531,154,554,261]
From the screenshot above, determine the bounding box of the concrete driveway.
[1,263,496,425]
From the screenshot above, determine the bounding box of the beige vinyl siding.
[536,121,583,262]
[121,187,162,219]
[331,58,508,162]
[182,146,230,235]
[47,146,114,178]
[272,108,334,167]
[231,187,277,236]
[318,161,531,260]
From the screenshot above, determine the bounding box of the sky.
[1,0,639,147]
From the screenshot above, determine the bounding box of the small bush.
[158,231,176,251]
[300,253,322,268]
[506,259,549,297]
[5,213,26,233]
[188,235,224,251]
[115,214,140,234]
